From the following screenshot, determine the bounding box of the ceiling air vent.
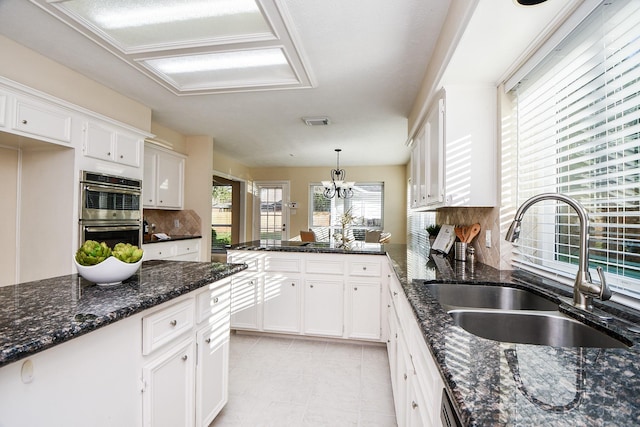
[302,116,330,126]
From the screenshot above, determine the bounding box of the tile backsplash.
[143,209,202,236]
[434,207,502,269]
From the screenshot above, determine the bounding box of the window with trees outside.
[211,183,232,251]
[509,0,640,305]
[309,183,383,241]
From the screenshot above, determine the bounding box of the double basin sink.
[426,283,629,348]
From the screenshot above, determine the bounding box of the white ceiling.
[0,0,451,168]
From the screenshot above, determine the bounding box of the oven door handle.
[84,184,141,196]
[83,225,141,233]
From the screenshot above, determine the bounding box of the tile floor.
[211,332,397,427]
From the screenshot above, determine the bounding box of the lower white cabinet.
[263,274,301,333]
[142,279,231,427]
[387,273,445,427]
[143,238,202,261]
[347,279,381,340]
[228,250,384,342]
[303,277,344,337]
[142,339,195,427]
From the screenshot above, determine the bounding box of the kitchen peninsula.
[229,240,640,426]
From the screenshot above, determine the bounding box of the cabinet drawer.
[142,242,177,260]
[176,239,200,256]
[264,255,301,273]
[196,281,230,324]
[143,299,195,355]
[348,260,381,277]
[305,258,344,275]
[14,98,72,143]
[227,251,261,271]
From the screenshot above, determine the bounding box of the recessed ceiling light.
[302,117,331,126]
[65,0,260,30]
[147,49,288,74]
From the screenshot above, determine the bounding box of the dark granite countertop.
[0,260,245,368]
[142,234,202,244]
[229,239,387,255]
[384,244,640,426]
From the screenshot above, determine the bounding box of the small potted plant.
[426,224,441,248]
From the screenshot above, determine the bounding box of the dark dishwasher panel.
[441,388,462,427]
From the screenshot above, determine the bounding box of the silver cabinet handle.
[182,355,188,361]
[170,320,177,327]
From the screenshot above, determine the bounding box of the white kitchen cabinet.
[230,275,260,330]
[143,144,185,210]
[263,274,301,333]
[83,121,142,167]
[387,270,445,427]
[142,339,195,427]
[142,238,201,262]
[410,85,496,209]
[303,277,344,337]
[13,96,73,144]
[0,92,7,127]
[195,280,230,427]
[347,279,381,340]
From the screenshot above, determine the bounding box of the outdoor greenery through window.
[510,0,640,301]
[211,183,232,250]
[309,183,383,241]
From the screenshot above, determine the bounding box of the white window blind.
[511,0,640,299]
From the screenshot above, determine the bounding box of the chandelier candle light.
[323,149,355,199]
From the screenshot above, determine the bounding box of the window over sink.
[507,0,640,304]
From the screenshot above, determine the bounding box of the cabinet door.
[426,98,444,206]
[410,131,425,208]
[84,121,115,161]
[387,298,399,401]
[348,280,381,340]
[263,275,301,333]
[14,98,72,143]
[157,151,184,209]
[195,326,229,427]
[142,340,195,427]
[303,278,343,337]
[115,132,141,167]
[143,149,158,207]
[230,275,260,330]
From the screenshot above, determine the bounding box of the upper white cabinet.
[410,85,496,209]
[13,97,73,144]
[0,92,7,128]
[83,121,142,167]
[143,144,185,210]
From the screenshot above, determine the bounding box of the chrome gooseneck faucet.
[506,193,612,311]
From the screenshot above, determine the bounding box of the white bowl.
[74,256,142,286]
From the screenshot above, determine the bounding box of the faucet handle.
[596,266,612,301]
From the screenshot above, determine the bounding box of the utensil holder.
[455,242,467,261]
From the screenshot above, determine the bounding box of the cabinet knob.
[21,119,27,125]
[213,297,219,303]
[170,320,177,327]
[120,155,124,159]
[403,373,408,381]
[310,284,314,288]
[291,283,295,287]
[412,401,418,409]
[107,152,111,156]
[182,355,188,361]
[354,287,358,291]
[362,266,367,270]
[205,338,211,344]
[393,291,398,296]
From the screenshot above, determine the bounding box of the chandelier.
[322,149,354,199]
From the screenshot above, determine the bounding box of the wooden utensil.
[454,226,464,242]
[465,223,481,243]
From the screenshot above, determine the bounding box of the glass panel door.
[254,182,290,242]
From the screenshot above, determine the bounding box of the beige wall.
[0,146,18,286]
[150,122,187,154]
[250,165,407,244]
[0,35,151,132]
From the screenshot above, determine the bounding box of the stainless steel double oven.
[79,171,142,248]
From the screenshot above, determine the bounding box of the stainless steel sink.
[448,309,629,348]
[425,283,558,311]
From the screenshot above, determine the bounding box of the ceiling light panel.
[141,48,300,91]
[33,0,315,94]
[53,0,275,52]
